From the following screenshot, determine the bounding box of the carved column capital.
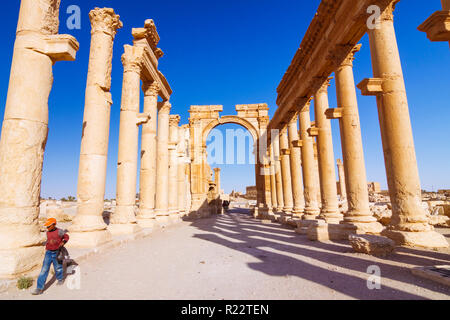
[295,96,312,113]
[158,101,172,114]
[89,8,123,38]
[142,81,160,97]
[169,114,181,127]
[380,0,399,22]
[317,77,333,94]
[121,45,144,74]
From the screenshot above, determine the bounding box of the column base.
[318,212,344,224]
[307,221,357,241]
[155,215,171,227]
[341,221,384,235]
[136,218,157,230]
[0,246,44,279]
[295,218,320,235]
[169,213,182,223]
[382,229,449,249]
[108,223,141,236]
[66,230,112,248]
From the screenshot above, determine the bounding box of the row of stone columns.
[261,3,448,248]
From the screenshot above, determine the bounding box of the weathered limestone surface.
[168,115,181,218]
[70,8,122,248]
[273,132,284,213]
[299,102,320,219]
[155,101,171,224]
[331,44,383,235]
[287,114,305,217]
[362,4,448,248]
[314,80,342,223]
[279,126,293,216]
[137,82,159,229]
[109,45,148,236]
[349,234,396,257]
[0,0,79,276]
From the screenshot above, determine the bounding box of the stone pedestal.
[137,82,159,229]
[0,0,79,276]
[298,102,320,219]
[314,80,342,223]
[363,4,448,248]
[70,8,122,247]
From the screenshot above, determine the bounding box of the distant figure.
[222,200,230,212]
[32,218,69,295]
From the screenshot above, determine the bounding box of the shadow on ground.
[184,208,450,299]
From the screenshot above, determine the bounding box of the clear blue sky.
[0,0,448,198]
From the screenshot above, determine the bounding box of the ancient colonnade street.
[0,0,449,305]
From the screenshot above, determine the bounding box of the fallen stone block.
[349,234,395,257]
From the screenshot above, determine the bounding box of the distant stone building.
[368,182,381,194]
[244,186,257,200]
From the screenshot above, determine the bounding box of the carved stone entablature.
[133,19,160,51]
[89,7,123,38]
[189,105,223,120]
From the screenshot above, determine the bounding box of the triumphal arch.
[188,104,270,217]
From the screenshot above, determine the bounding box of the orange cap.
[44,218,57,227]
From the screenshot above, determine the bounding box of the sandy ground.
[1,209,449,300]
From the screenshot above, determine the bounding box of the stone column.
[0,0,79,277]
[312,138,322,206]
[137,81,159,228]
[287,114,305,217]
[299,103,321,219]
[314,80,342,223]
[333,45,382,234]
[155,101,172,225]
[168,115,180,218]
[359,4,448,248]
[110,45,149,236]
[279,126,293,215]
[70,9,122,247]
[336,159,347,202]
[214,168,221,194]
[273,131,284,213]
[269,142,278,214]
[177,126,188,216]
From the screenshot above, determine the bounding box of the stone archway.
[188,104,270,217]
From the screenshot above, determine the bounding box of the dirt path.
[2,210,449,300]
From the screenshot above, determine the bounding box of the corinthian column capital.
[158,101,172,114]
[122,45,144,74]
[380,0,399,22]
[143,81,160,97]
[89,8,123,38]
